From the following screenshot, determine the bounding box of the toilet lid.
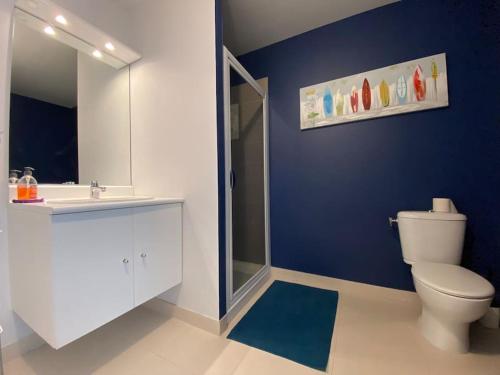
[412,262,494,299]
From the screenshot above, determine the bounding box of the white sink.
[47,196,154,205]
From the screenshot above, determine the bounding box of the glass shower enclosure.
[223,47,270,310]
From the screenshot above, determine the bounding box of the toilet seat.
[412,262,494,299]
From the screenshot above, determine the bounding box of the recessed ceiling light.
[105,42,115,51]
[43,26,55,36]
[55,15,67,25]
[92,50,103,59]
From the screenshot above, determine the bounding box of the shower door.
[223,47,270,310]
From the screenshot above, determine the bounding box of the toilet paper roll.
[433,198,451,213]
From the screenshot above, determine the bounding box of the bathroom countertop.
[8,197,184,215]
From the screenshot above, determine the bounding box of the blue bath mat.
[228,280,338,371]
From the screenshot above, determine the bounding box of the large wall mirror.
[9,8,132,185]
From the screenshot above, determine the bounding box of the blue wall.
[10,94,78,183]
[215,0,227,318]
[237,0,500,305]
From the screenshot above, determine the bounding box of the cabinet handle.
[122,258,129,264]
[140,252,147,258]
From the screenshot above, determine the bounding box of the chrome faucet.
[90,180,106,199]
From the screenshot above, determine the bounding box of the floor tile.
[4,348,57,375]
[4,270,499,375]
[136,318,229,374]
[233,348,324,375]
[203,341,250,375]
[93,348,187,375]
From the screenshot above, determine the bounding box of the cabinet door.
[133,204,182,306]
[51,209,134,348]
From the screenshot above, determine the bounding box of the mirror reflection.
[9,15,131,185]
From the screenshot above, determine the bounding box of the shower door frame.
[223,46,270,312]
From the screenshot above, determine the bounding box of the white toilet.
[396,210,495,353]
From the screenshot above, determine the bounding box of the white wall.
[0,0,134,348]
[0,0,34,348]
[128,0,220,319]
[1,0,220,349]
[77,51,131,185]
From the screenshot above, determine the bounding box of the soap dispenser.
[17,167,38,200]
[9,169,21,184]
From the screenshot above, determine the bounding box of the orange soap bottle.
[17,167,38,200]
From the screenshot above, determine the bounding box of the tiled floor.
[4,268,500,374]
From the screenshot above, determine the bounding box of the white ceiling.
[223,0,398,56]
[11,22,77,108]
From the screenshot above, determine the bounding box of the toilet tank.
[397,211,467,265]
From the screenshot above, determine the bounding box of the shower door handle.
[230,169,236,190]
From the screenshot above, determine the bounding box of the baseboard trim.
[271,266,418,301]
[1,332,45,363]
[1,267,420,364]
[144,270,272,337]
[143,299,222,335]
[220,269,272,334]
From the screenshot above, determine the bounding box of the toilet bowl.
[411,262,494,353]
[390,209,495,353]
[395,207,496,353]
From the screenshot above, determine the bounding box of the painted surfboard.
[323,87,333,117]
[350,86,358,113]
[431,61,438,80]
[335,89,344,116]
[379,80,390,107]
[362,78,371,110]
[413,65,426,101]
[396,75,407,103]
[431,61,438,99]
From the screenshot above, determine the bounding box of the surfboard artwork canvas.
[300,53,448,129]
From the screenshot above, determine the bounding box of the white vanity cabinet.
[133,205,182,306]
[8,200,182,349]
[51,209,136,347]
